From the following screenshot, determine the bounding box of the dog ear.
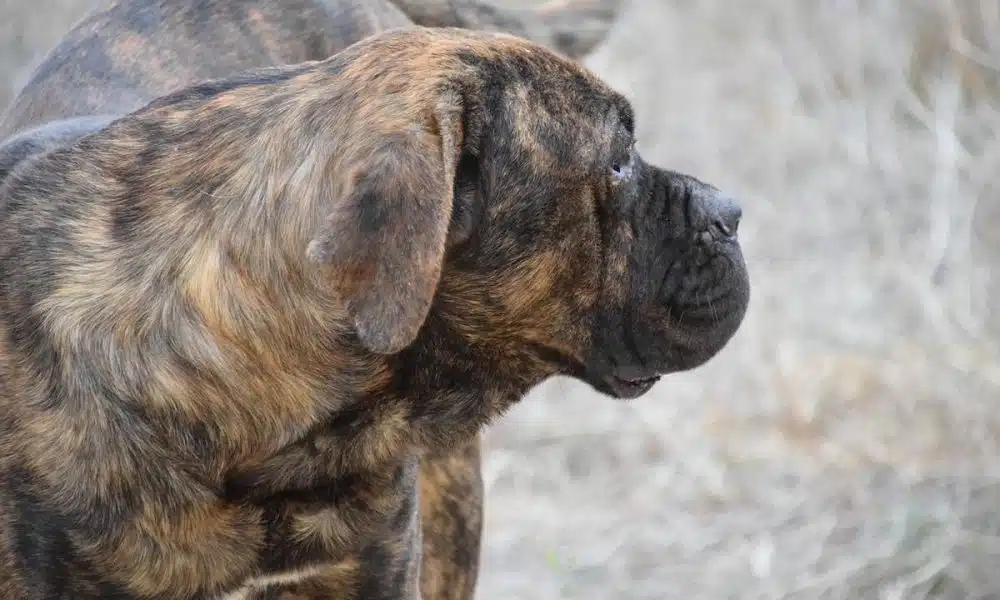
[306,92,468,355]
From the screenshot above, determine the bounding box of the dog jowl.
[405,50,750,402]
[0,27,748,598]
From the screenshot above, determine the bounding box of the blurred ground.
[3,0,1000,598]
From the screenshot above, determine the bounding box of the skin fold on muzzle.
[575,153,750,399]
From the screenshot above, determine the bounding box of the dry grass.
[2,1,999,598]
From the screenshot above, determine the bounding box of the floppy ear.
[306,93,467,355]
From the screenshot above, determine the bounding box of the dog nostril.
[712,198,741,239]
[713,216,737,237]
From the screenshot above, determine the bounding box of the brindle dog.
[0,1,622,599]
[0,17,749,600]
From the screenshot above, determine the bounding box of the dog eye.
[611,159,632,180]
[610,144,635,181]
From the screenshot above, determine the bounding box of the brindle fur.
[0,10,749,600]
[0,2,623,599]
[0,0,622,137]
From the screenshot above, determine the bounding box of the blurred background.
[2,0,999,598]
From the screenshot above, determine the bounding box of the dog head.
[73,27,746,401]
[299,28,749,398]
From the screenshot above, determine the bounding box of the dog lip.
[617,374,661,385]
[597,373,662,399]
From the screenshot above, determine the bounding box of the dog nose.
[703,192,741,239]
